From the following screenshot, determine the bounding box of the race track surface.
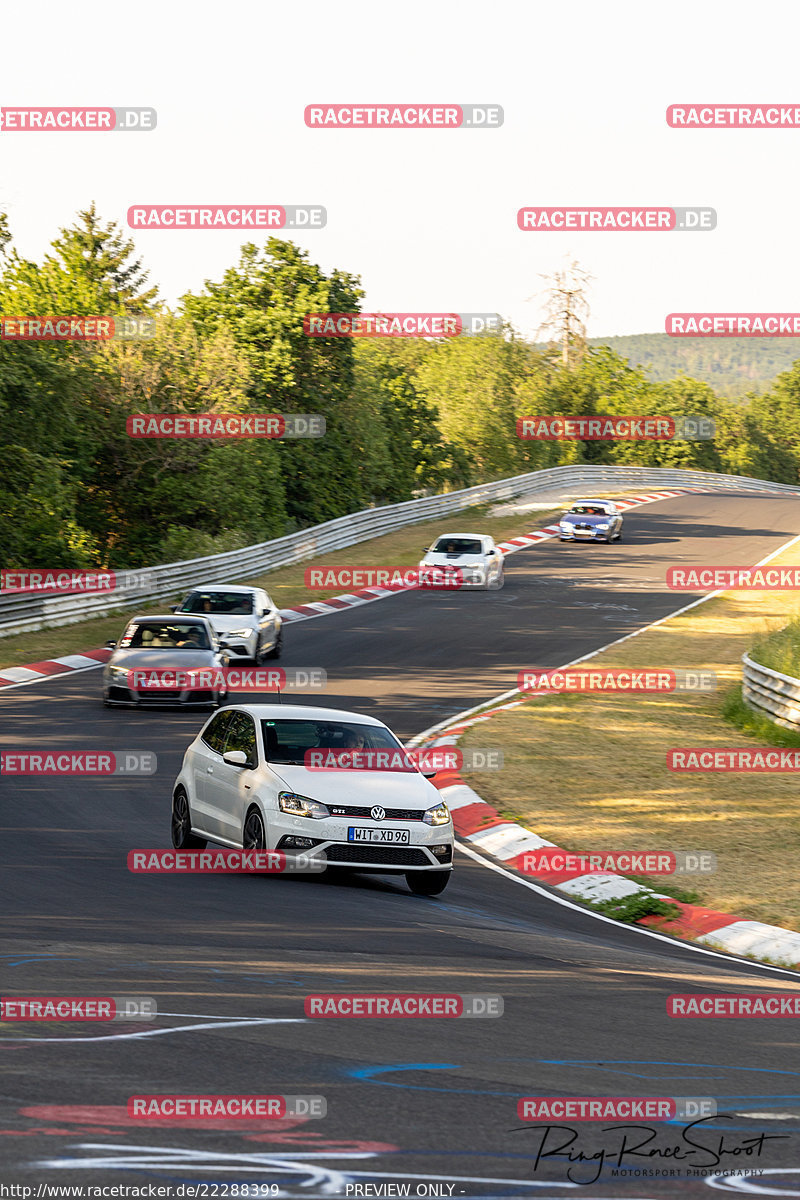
[3,490,800,1196]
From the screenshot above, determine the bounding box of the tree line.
[1,206,799,569]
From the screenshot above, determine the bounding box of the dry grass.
[460,542,800,929]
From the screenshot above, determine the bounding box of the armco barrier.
[2,464,799,638]
[742,652,800,731]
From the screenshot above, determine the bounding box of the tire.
[265,627,283,660]
[171,788,206,849]
[405,870,451,896]
[615,530,623,542]
[243,807,267,850]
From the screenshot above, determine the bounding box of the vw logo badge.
[371,805,386,821]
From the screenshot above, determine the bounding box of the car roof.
[218,703,388,726]
[130,613,211,625]
[571,499,614,507]
[186,583,261,593]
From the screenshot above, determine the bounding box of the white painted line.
[455,842,800,978]
[0,1016,305,1044]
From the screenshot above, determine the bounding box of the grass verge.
[458,539,800,929]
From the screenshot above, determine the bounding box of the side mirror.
[222,750,248,767]
[106,640,117,649]
[170,604,180,613]
[421,767,438,779]
[218,639,231,649]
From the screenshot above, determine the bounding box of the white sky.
[0,0,797,339]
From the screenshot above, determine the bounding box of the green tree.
[182,239,367,526]
[87,313,286,563]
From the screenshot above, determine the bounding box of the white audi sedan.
[173,584,282,662]
[170,704,454,895]
[419,533,504,590]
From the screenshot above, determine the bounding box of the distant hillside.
[584,333,800,398]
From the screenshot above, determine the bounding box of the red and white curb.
[0,490,694,690]
[417,716,800,971]
[278,586,399,624]
[0,649,111,690]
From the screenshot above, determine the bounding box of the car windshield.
[180,591,254,616]
[260,719,403,764]
[569,505,609,516]
[120,622,210,650]
[432,538,483,555]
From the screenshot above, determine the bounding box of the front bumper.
[272,813,455,872]
[104,682,224,707]
[222,632,258,657]
[560,526,610,541]
[419,564,488,588]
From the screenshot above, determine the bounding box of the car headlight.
[595,523,610,529]
[107,665,128,679]
[226,628,252,638]
[559,520,571,528]
[278,791,330,819]
[423,801,451,826]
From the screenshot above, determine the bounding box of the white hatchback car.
[173,584,282,662]
[170,704,454,895]
[419,533,504,590]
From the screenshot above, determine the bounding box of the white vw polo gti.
[170,703,454,895]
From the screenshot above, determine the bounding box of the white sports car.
[170,704,454,895]
[419,533,504,589]
[173,584,282,662]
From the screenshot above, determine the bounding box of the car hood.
[106,648,218,671]
[188,614,256,633]
[422,551,486,565]
[264,762,441,810]
[561,513,610,525]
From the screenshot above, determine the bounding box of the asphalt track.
[3,490,800,1196]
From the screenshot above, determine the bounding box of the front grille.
[108,685,132,701]
[325,844,430,867]
[327,805,424,821]
[139,689,181,700]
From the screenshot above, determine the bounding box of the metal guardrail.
[742,652,800,731]
[3,463,800,639]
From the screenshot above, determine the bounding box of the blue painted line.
[538,1059,800,1080]
[1,957,83,966]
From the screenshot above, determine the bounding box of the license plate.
[348,827,410,844]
